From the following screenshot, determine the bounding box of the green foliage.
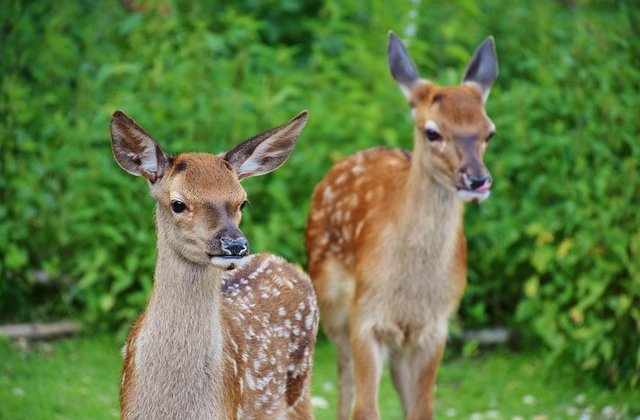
[1,0,638,387]
[459,1,640,388]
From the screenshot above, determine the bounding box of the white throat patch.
[457,189,490,203]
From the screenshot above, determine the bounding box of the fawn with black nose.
[111,110,318,419]
[306,33,499,419]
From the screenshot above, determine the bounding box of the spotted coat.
[221,253,319,419]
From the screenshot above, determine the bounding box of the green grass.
[0,335,121,419]
[0,335,637,419]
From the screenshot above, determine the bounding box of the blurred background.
[1,0,639,418]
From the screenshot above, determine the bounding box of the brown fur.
[305,37,497,419]
[111,111,318,419]
[120,252,318,419]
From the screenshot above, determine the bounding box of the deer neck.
[147,219,225,366]
[393,131,464,259]
[149,242,222,332]
[130,215,228,418]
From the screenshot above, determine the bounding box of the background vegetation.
[1,0,638,393]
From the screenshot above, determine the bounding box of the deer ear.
[388,31,420,100]
[220,111,308,180]
[110,111,171,184]
[462,36,499,103]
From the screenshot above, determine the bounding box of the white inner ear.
[113,124,158,176]
[126,128,158,175]
[139,144,158,175]
[236,125,303,177]
[399,83,413,101]
[236,139,286,177]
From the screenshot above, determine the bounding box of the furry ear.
[110,111,171,184]
[462,37,499,103]
[388,31,420,100]
[220,111,308,180]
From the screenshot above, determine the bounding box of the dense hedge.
[1,0,638,387]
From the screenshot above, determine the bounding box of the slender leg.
[406,339,447,420]
[337,353,355,420]
[289,390,313,420]
[389,349,413,416]
[350,326,385,420]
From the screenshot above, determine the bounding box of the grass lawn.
[0,334,637,419]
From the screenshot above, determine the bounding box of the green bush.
[461,1,640,387]
[1,0,638,386]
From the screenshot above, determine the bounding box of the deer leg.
[406,338,447,420]
[337,352,355,420]
[288,390,313,420]
[389,349,413,416]
[350,326,385,420]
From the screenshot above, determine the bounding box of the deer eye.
[239,201,247,212]
[425,128,442,142]
[171,200,187,213]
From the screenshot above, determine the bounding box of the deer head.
[388,32,498,203]
[110,110,308,270]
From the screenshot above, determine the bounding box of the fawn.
[111,110,318,419]
[305,33,498,419]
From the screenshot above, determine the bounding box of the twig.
[0,321,81,339]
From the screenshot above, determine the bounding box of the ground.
[0,335,637,419]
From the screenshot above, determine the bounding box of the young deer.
[305,33,498,419]
[111,110,319,419]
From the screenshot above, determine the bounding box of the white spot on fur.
[231,357,238,375]
[355,221,365,238]
[354,176,367,187]
[322,187,335,204]
[305,314,315,330]
[365,190,375,202]
[246,370,256,390]
[335,172,349,184]
[351,165,365,175]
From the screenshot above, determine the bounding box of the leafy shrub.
[1,0,638,386]
[459,1,640,388]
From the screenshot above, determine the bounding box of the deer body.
[305,34,498,419]
[111,111,318,419]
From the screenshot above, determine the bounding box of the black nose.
[220,236,249,256]
[467,174,492,191]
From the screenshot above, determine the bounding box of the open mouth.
[209,255,246,271]
[457,188,491,203]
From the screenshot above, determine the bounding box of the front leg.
[406,337,447,420]
[350,320,385,420]
[389,349,413,416]
[337,352,355,420]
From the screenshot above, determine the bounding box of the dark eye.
[486,132,495,143]
[239,201,247,212]
[171,200,187,213]
[425,129,442,142]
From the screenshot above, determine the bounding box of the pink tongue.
[474,181,492,193]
